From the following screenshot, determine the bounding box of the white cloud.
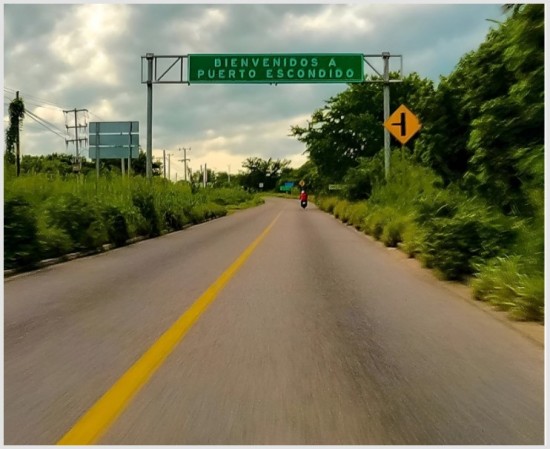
[48,4,131,88]
[283,5,373,37]
[4,4,502,170]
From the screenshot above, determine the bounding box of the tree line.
[291,5,543,321]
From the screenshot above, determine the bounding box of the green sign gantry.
[188,54,364,84]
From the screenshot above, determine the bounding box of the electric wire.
[24,107,68,135]
[3,87,68,110]
[25,109,68,140]
[4,88,102,124]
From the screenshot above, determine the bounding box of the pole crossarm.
[141,55,188,84]
[363,54,403,83]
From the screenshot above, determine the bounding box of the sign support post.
[146,53,154,180]
[128,121,133,178]
[141,52,403,182]
[382,52,390,179]
[95,124,100,179]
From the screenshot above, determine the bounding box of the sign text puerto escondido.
[188,54,364,84]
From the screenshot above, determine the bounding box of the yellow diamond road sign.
[384,104,422,145]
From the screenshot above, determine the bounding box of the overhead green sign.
[188,54,364,84]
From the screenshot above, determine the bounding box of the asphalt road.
[4,197,544,444]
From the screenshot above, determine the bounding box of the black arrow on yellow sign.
[384,104,421,145]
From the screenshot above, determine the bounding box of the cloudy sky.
[3,2,505,179]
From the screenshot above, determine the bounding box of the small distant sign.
[259,182,264,188]
[328,184,345,190]
[279,185,292,192]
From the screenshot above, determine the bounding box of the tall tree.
[465,4,544,214]
[240,157,291,191]
[5,93,25,172]
[291,72,435,183]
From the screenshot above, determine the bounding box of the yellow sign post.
[384,104,421,145]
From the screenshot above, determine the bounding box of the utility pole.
[179,147,191,182]
[382,52,391,179]
[15,91,20,177]
[64,108,88,171]
[163,150,167,179]
[168,153,171,181]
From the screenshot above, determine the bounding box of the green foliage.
[315,196,340,214]
[293,6,543,320]
[206,187,251,206]
[188,202,227,223]
[363,205,393,240]
[42,193,108,250]
[333,200,352,222]
[414,5,544,214]
[240,157,291,191]
[368,151,444,213]
[420,200,516,280]
[343,153,385,201]
[291,72,434,183]
[5,95,25,156]
[381,214,413,248]
[4,195,40,269]
[472,256,544,321]
[4,173,258,269]
[347,202,369,230]
[36,226,74,259]
[400,221,425,258]
[100,205,130,246]
[131,188,161,237]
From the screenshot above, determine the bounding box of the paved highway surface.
[4,198,544,444]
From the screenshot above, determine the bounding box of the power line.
[26,108,67,135]
[4,88,104,126]
[3,87,68,110]
[88,111,105,121]
[25,109,68,140]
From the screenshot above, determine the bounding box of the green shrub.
[381,214,412,247]
[420,205,516,280]
[81,219,109,249]
[206,188,251,206]
[347,202,369,230]
[132,189,161,237]
[333,200,352,222]
[4,195,40,269]
[42,193,109,250]
[472,256,544,321]
[101,205,130,246]
[363,206,392,240]
[206,202,228,219]
[316,196,339,213]
[400,221,425,258]
[37,226,74,259]
[188,202,226,223]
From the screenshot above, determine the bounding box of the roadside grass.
[315,154,543,322]
[5,173,261,271]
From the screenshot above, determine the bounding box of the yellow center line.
[58,212,282,445]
